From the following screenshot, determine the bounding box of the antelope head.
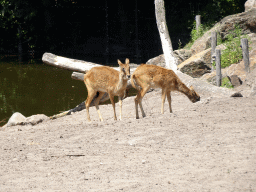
[190,86,200,103]
[117,58,131,80]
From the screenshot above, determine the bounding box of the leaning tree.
[154,0,178,72]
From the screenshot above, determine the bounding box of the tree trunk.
[155,0,178,72]
[42,52,105,72]
[42,52,138,74]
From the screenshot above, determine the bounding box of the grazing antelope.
[131,64,200,119]
[84,58,130,122]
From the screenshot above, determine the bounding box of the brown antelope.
[84,58,130,122]
[131,64,200,119]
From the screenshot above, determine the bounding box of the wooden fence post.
[241,38,250,73]
[196,15,201,31]
[211,32,217,71]
[215,49,222,87]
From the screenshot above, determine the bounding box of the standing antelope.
[84,58,130,122]
[131,64,200,119]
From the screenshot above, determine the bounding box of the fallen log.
[71,72,84,81]
[42,52,138,73]
[42,52,103,72]
[42,52,242,119]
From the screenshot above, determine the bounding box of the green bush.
[185,22,210,49]
[220,25,243,68]
[212,25,249,69]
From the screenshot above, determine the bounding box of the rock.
[199,32,256,85]
[146,49,192,67]
[6,112,27,127]
[26,114,50,125]
[245,0,256,11]
[177,48,212,78]
[200,63,246,86]
[228,75,242,87]
[178,10,256,80]
[235,67,256,96]
[178,43,228,78]
[231,92,243,97]
[191,8,256,55]
[146,54,166,67]
[251,83,256,96]
[5,113,50,127]
[176,71,242,98]
[173,49,192,65]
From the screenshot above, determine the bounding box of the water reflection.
[0,59,87,126]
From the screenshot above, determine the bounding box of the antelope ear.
[117,59,122,65]
[125,58,130,64]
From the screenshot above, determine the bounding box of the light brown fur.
[131,64,200,119]
[84,58,130,122]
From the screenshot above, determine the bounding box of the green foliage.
[191,24,204,42]
[220,25,243,68]
[185,22,210,49]
[0,0,246,58]
[221,77,233,89]
[211,25,248,69]
[200,0,244,26]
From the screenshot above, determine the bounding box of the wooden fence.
[195,16,250,87]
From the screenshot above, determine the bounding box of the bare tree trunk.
[155,0,178,72]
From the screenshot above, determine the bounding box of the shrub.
[220,25,243,68]
[185,22,210,49]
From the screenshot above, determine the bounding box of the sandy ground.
[0,89,256,192]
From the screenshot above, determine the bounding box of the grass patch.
[210,25,250,69]
[221,77,234,89]
[219,25,244,68]
[184,22,211,49]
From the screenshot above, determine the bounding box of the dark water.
[0,59,88,126]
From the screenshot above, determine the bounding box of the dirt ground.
[0,89,256,192]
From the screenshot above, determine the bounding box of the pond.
[0,58,88,126]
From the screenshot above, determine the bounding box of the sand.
[0,90,256,191]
